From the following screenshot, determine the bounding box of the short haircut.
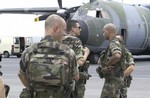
[66,20,79,32]
[45,14,63,29]
[104,23,117,33]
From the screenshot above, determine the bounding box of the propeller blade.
[34,14,50,22]
[34,6,80,22]
[34,13,67,22]
[58,0,62,9]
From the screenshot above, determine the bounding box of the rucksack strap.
[113,41,126,77]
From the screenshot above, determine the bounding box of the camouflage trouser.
[20,87,65,98]
[76,80,86,98]
[120,84,127,98]
[19,88,30,98]
[120,77,130,98]
[100,77,124,98]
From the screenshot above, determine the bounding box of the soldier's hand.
[96,66,101,74]
[87,74,92,80]
[101,66,114,72]
[88,74,92,78]
[83,47,90,55]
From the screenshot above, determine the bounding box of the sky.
[0,0,149,37]
[0,0,89,37]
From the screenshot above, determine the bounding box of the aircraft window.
[101,11,110,19]
[96,10,110,19]
[87,10,97,17]
[87,10,109,19]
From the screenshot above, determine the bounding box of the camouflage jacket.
[62,35,83,61]
[125,49,135,68]
[20,35,79,80]
[100,37,126,77]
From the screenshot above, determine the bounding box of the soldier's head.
[66,20,81,37]
[103,23,117,40]
[45,14,66,42]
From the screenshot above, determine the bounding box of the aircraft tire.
[89,53,99,64]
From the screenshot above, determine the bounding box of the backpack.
[26,40,71,87]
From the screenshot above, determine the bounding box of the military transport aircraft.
[0,0,150,63]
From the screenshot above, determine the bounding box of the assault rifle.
[78,61,91,84]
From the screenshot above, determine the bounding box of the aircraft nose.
[77,20,89,45]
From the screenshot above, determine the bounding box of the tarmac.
[0,56,150,98]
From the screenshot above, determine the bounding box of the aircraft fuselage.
[73,0,150,56]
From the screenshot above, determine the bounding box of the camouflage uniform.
[100,37,125,98]
[19,35,79,98]
[120,49,134,98]
[0,64,6,98]
[62,35,88,98]
[0,61,10,98]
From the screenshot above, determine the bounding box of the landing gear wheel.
[4,51,10,58]
[88,53,99,64]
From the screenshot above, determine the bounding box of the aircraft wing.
[0,6,80,22]
[34,6,80,21]
[0,7,59,14]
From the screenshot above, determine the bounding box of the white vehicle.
[0,36,42,58]
[0,36,26,58]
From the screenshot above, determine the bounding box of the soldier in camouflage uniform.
[0,78,5,98]
[18,14,79,98]
[116,35,135,98]
[98,23,125,98]
[0,66,6,98]
[0,55,6,98]
[62,20,90,98]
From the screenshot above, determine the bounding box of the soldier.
[98,23,125,98]
[0,57,6,98]
[116,35,135,98]
[0,78,5,98]
[62,20,90,98]
[18,14,79,98]
[0,74,6,98]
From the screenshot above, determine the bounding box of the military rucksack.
[26,40,72,87]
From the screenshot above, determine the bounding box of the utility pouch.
[20,88,31,98]
[126,75,133,87]
[96,66,104,78]
[79,72,91,79]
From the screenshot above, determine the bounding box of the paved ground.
[0,56,150,98]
